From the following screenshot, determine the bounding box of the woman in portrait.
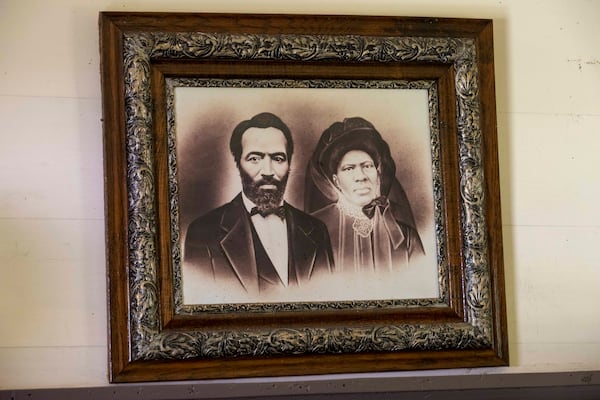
[305,117,425,274]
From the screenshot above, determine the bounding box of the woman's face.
[333,150,380,207]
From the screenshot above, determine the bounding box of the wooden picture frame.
[99,12,508,383]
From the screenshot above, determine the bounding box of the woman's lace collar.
[336,195,374,237]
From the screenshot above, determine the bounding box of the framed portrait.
[100,12,508,382]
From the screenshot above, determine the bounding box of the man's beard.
[240,169,289,212]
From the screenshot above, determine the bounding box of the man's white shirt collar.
[241,192,289,286]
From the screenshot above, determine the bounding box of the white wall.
[1,0,599,390]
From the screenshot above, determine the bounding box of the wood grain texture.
[99,13,130,381]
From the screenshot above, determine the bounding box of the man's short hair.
[230,112,294,165]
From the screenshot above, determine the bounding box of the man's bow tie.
[250,206,286,219]
[362,196,388,219]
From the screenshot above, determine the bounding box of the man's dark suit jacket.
[184,194,334,294]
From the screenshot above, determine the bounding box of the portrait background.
[175,86,439,304]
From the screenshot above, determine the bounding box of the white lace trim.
[336,196,374,237]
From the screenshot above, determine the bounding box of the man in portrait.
[184,112,334,296]
[305,117,425,274]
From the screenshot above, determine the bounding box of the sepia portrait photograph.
[173,81,440,305]
[101,13,508,381]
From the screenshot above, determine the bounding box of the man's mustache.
[255,175,283,188]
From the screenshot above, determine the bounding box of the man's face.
[239,127,290,210]
[333,150,380,207]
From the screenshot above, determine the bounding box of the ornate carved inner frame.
[99,12,508,382]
